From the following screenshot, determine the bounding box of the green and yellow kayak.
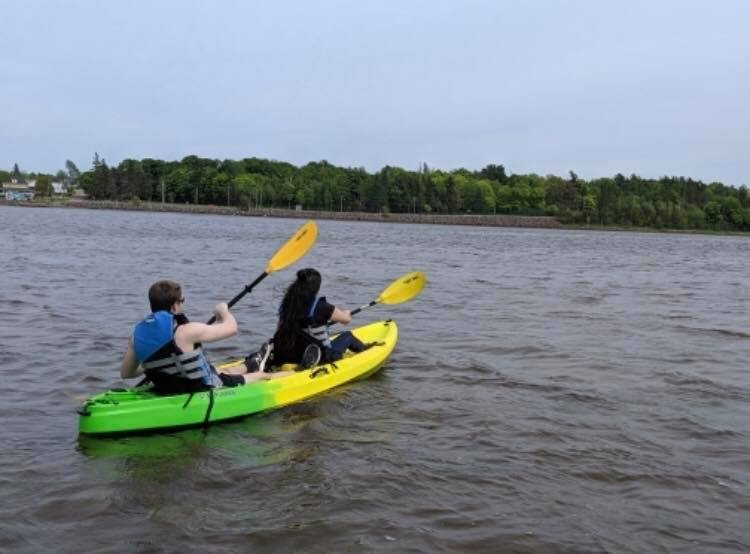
[78,320,397,436]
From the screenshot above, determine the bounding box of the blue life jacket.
[133,311,217,392]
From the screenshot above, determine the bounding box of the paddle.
[207,220,318,324]
[349,270,426,316]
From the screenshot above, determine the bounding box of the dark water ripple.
[1,205,749,552]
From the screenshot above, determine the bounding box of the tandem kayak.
[78,320,398,436]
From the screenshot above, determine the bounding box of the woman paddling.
[270,268,371,368]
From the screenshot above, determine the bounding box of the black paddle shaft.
[350,300,377,317]
[326,300,376,326]
[206,272,268,324]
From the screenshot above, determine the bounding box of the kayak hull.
[78,320,397,436]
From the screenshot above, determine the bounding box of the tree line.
[5,155,749,231]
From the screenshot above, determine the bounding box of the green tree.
[686,205,705,228]
[88,160,110,199]
[743,209,750,230]
[704,201,722,225]
[476,180,496,213]
[738,185,749,208]
[55,170,66,185]
[77,171,94,197]
[364,170,388,212]
[495,183,515,213]
[66,160,80,178]
[211,172,232,206]
[233,173,268,208]
[294,182,314,209]
[64,160,81,191]
[459,177,495,213]
[639,199,655,226]
[164,167,191,203]
[446,175,460,213]
[277,177,295,208]
[673,205,687,228]
[720,197,743,226]
[582,194,597,223]
[477,164,508,183]
[35,175,53,196]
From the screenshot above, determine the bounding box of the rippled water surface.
[1,205,749,553]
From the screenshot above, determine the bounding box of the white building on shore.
[1,178,35,200]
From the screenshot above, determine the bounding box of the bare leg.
[220,362,248,375]
[241,370,294,384]
[266,370,295,379]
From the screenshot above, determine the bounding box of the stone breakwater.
[1,199,563,229]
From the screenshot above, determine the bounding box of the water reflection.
[77,409,320,471]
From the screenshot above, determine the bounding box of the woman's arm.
[329,306,352,324]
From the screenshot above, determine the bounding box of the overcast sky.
[3,0,749,185]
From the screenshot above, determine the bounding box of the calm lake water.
[1,204,749,553]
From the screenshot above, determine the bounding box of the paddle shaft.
[206,272,268,324]
[327,300,376,326]
[203,220,317,325]
[350,300,377,317]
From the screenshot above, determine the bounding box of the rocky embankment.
[2,198,563,229]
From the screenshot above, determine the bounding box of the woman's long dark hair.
[276,268,321,351]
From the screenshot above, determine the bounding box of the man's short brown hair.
[148,280,182,312]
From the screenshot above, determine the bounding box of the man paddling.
[120,280,288,393]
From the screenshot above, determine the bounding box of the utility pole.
[161,178,165,204]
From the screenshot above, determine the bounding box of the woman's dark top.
[272,296,335,365]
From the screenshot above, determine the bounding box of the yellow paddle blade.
[265,220,318,274]
[377,271,426,305]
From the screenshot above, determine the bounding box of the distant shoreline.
[2,198,747,235]
[0,198,563,229]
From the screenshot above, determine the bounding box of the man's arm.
[177,303,238,345]
[120,338,143,379]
